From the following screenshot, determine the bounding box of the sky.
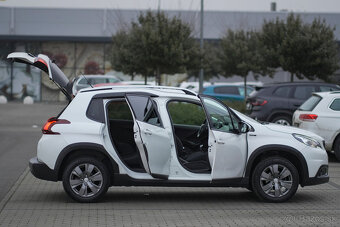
[1,0,340,13]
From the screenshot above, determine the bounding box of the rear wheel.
[334,137,340,161]
[272,115,292,126]
[252,157,299,202]
[62,156,110,203]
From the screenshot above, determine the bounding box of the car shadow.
[31,187,327,206]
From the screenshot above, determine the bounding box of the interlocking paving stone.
[0,163,339,227]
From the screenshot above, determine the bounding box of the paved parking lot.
[0,103,339,226]
[0,159,339,226]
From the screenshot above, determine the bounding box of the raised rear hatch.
[7,52,73,101]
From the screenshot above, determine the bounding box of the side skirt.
[112,174,249,188]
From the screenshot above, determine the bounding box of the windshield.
[299,95,322,111]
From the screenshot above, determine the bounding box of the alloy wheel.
[69,163,103,197]
[274,119,290,126]
[260,164,293,198]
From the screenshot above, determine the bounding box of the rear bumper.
[302,165,329,186]
[29,157,58,182]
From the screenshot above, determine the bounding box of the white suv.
[293,91,340,160]
[8,52,329,203]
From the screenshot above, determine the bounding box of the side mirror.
[238,121,250,133]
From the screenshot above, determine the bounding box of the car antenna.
[81,72,93,88]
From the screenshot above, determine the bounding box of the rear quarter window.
[293,86,316,99]
[299,95,322,111]
[330,98,340,111]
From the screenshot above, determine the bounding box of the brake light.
[251,100,268,106]
[299,114,318,121]
[42,117,70,134]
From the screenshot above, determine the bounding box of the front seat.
[174,135,207,162]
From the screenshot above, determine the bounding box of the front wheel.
[62,156,110,203]
[252,157,299,202]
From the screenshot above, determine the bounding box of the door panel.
[136,120,171,178]
[126,95,171,179]
[200,95,248,179]
[209,130,247,179]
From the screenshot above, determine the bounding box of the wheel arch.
[267,110,293,122]
[55,143,119,182]
[245,145,309,186]
[332,132,340,151]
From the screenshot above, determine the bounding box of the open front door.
[126,94,171,179]
[199,95,248,180]
[7,52,73,101]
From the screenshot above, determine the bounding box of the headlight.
[292,133,321,148]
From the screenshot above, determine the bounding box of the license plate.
[246,103,252,110]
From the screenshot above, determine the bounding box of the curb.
[0,167,30,214]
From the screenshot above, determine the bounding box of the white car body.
[8,52,329,203]
[293,91,340,154]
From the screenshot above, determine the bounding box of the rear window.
[320,86,340,92]
[299,95,322,111]
[214,86,239,95]
[330,98,340,111]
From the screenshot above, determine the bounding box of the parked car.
[293,91,340,160]
[203,85,254,101]
[247,82,340,126]
[8,52,330,203]
[72,75,122,94]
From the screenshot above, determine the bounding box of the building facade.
[1,7,340,101]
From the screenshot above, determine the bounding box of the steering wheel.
[197,120,208,138]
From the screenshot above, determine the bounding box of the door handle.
[217,139,225,144]
[143,129,152,135]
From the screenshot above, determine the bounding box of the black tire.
[252,157,299,203]
[62,156,110,203]
[271,115,292,126]
[334,137,340,161]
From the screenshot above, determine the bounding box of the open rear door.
[7,52,73,101]
[126,94,171,179]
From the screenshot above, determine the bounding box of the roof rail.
[104,85,197,96]
[140,86,197,96]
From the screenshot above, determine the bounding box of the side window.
[330,99,340,111]
[214,86,240,95]
[107,100,133,121]
[320,86,339,92]
[127,95,162,127]
[238,87,254,97]
[78,78,88,85]
[293,86,316,99]
[167,101,206,126]
[201,97,234,133]
[273,86,291,98]
[107,78,119,83]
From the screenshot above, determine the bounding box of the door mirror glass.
[238,122,250,133]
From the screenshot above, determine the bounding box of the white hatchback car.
[8,52,329,203]
[293,91,340,160]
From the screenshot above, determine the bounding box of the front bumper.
[302,165,329,186]
[29,157,58,182]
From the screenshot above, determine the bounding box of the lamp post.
[198,0,204,93]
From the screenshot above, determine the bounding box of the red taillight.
[42,117,70,134]
[299,114,318,121]
[251,100,268,106]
